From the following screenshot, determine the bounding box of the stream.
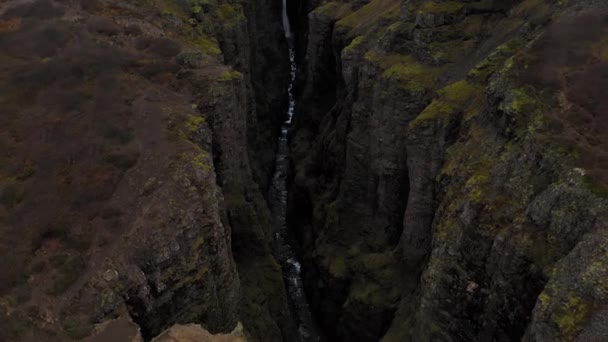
[267,1,321,341]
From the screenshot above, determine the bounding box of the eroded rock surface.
[0,0,292,341]
[289,0,608,341]
[1,0,607,342]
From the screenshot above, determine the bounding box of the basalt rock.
[0,0,293,341]
[289,0,608,341]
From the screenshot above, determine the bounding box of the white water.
[268,2,320,340]
[282,0,292,39]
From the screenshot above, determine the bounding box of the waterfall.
[282,0,292,39]
[269,0,321,341]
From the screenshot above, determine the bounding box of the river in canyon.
[268,2,321,341]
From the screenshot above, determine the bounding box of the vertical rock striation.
[289,0,608,341]
[0,0,295,341]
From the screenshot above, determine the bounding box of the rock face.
[289,0,608,341]
[0,0,292,341]
[2,0,608,342]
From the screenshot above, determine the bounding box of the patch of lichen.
[410,80,483,128]
[365,51,438,92]
[552,292,590,340]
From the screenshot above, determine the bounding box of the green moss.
[466,172,490,203]
[215,3,245,29]
[386,21,403,32]
[183,114,205,135]
[468,39,524,82]
[538,291,551,307]
[192,36,221,55]
[414,99,456,124]
[336,0,400,36]
[419,0,465,13]
[364,51,437,92]
[312,2,352,19]
[553,293,589,339]
[190,152,211,172]
[434,201,461,241]
[410,80,483,127]
[442,80,482,103]
[155,0,187,17]
[508,88,536,113]
[500,86,548,135]
[218,69,243,82]
[343,36,365,55]
[167,112,206,143]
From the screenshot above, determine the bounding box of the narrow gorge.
[0,1,607,342]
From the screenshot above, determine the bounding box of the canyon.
[0,0,607,342]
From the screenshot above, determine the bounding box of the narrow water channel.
[268,2,321,341]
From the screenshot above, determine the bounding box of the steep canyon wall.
[0,0,294,341]
[288,0,608,341]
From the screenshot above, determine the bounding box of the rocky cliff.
[288,0,608,341]
[2,0,607,341]
[0,0,293,341]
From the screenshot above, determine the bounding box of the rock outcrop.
[2,0,607,341]
[0,0,293,341]
[289,0,608,341]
